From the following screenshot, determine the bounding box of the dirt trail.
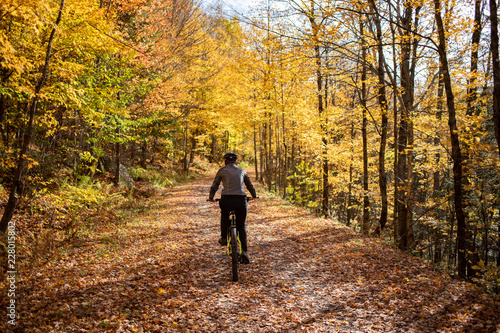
[2,175,499,332]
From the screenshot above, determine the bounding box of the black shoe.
[218,238,227,246]
[241,252,250,264]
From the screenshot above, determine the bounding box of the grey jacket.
[209,162,257,199]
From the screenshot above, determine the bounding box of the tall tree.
[491,0,500,158]
[488,0,500,268]
[433,0,467,278]
[307,0,329,217]
[359,19,370,235]
[396,0,414,251]
[0,0,65,234]
[368,0,389,232]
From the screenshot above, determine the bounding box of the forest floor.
[1,173,500,332]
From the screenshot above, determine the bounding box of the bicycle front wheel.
[231,227,239,282]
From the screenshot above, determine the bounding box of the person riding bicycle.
[208,152,257,264]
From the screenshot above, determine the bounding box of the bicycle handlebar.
[207,196,258,202]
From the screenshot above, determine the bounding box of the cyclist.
[208,152,257,264]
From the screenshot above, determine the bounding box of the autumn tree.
[491,0,500,159]
[0,0,65,233]
[366,0,389,233]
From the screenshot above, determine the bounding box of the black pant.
[219,195,248,252]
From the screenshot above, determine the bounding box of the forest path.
[6,174,500,332]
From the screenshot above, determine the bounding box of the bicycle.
[209,196,255,282]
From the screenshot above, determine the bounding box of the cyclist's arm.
[209,171,223,200]
[244,173,257,199]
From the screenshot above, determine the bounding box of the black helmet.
[223,152,237,162]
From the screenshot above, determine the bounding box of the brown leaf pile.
[1,175,499,332]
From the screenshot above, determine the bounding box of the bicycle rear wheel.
[231,226,239,282]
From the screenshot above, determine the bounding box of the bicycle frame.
[226,210,242,256]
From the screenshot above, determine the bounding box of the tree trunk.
[434,0,467,278]
[140,140,147,168]
[114,128,120,185]
[368,0,388,232]
[433,64,445,265]
[405,6,421,250]
[308,1,329,217]
[182,119,189,172]
[347,118,355,227]
[225,130,229,152]
[275,114,281,194]
[187,131,197,170]
[406,118,415,249]
[461,0,483,275]
[497,224,500,266]
[0,94,7,144]
[482,207,489,265]
[263,119,272,190]
[434,229,442,264]
[390,5,399,245]
[467,0,483,117]
[290,133,296,200]
[282,105,288,197]
[210,134,216,163]
[322,67,329,216]
[360,21,370,234]
[151,138,157,164]
[259,124,264,182]
[392,59,399,244]
[253,122,259,179]
[266,115,274,191]
[0,0,65,234]
[490,0,500,158]
[396,1,413,251]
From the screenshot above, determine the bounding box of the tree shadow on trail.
[242,223,500,333]
[16,223,498,332]
[6,175,499,333]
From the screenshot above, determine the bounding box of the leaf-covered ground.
[1,175,499,332]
